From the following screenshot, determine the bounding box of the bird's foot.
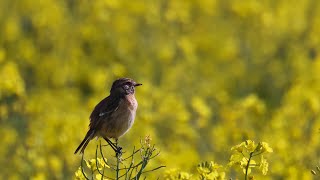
[115,146,122,157]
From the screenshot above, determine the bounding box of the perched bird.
[74,78,142,154]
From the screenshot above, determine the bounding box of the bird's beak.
[134,83,142,87]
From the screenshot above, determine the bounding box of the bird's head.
[110,78,142,96]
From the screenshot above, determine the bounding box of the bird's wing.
[89,95,121,130]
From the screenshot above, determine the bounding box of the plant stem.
[116,140,120,180]
[245,152,253,180]
[81,153,90,180]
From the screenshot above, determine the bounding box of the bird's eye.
[123,85,129,90]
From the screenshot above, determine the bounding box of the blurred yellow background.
[1,0,320,179]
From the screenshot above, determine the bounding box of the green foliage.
[164,169,193,180]
[197,161,225,180]
[229,140,273,179]
[75,137,164,180]
[1,0,320,179]
[164,140,271,180]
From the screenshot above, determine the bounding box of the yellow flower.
[97,158,110,169]
[259,156,269,175]
[231,142,245,153]
[95,174,109,180]
[245,140,256,152]
[74,167,86,180]
[260,142,273,153]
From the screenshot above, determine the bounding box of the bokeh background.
[1,0,320,179]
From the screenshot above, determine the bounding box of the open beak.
[134,83,142,86]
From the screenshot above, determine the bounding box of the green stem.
[116,140,120,180]
[81,153,90,180]
[245,152,253,180]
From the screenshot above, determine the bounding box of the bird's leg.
[103,137,118,152]
[103,137,122,156]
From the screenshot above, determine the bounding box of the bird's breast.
[100,94,138,139]
[124,94,138,111]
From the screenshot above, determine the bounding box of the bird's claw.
[116,146,123,156]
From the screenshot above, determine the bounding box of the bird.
[74,78,142,154]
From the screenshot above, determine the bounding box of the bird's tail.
[74,130,95,154]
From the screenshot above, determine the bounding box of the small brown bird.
[74,78,142,154]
